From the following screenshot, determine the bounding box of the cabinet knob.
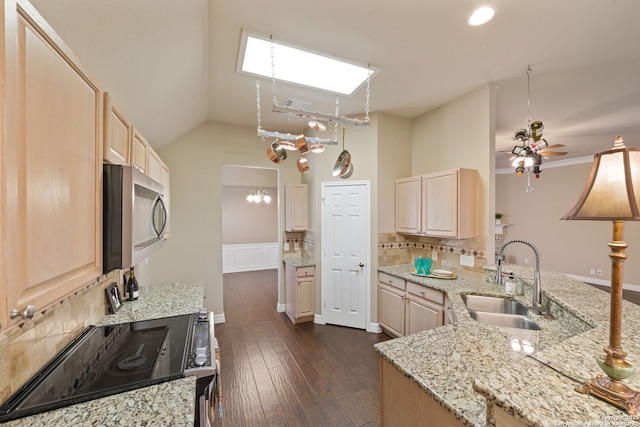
[10,305,35,320]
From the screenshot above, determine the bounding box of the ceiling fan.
[508,66,568,182]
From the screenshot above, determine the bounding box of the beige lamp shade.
[561,137,640,221]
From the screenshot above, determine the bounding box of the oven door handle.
[199,392,211,427]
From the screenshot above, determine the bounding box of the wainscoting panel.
[223,243,280,273]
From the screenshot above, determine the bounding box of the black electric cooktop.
[0,313,195,422]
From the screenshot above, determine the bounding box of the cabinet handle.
[10,305,35,320]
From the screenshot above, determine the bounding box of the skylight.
[238,31,376,96]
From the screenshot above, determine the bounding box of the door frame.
[319,180,372,331]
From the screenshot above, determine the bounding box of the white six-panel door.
[321,181,370,329]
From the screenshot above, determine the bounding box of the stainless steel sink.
[468,311,542,330]
[461,294,528,315]
[461,294,542,330]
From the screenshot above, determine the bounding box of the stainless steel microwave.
[103,164,168,274]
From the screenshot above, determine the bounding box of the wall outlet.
[284,241,290,251]
[460,254,474,267]
[590,268,595,274]
[294,241,300,251]
[597,269,603,276]
[432,250,438,261]
[524,258,529,265]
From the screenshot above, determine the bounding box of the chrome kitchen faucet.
[495,239,544,311]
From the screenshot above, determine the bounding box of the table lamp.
[561,136,640,414]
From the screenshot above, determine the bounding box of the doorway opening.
[221,165,279,274]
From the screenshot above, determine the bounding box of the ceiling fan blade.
[543,144,565,150]
[541,151,568,156]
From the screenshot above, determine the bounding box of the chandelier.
[509,66,567,192]
[246,188,271,204]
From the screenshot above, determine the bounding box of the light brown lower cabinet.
[378,272,450,337]
[493,405,527,427]
[285,263,315,324]
[380,357,465,427]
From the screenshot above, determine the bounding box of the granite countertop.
[5,281,205,427]
[282,256,315,268]
[98,280,205,325]
[375,264,640,426]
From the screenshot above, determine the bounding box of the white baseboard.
[276,302,285,313]
[567,274,640,293]
[313,314,326,325]
[213,312,226,324]
[367,322,382,334]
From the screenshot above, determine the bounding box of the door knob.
[359,262,365,268]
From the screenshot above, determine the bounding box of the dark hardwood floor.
[588,283,640,305]
[215,270,391,427]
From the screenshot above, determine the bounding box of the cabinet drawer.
[378,272,406,291]
[296,266,315,278]
[406,281,444,305]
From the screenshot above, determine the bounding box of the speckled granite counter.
[4,281,205,426]
[282,256,315,268]
[3,377,197,427]
[375,264,640,426]
[98,280,205,326]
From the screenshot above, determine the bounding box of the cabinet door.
[405,296,444,335]
[395,176,421,234]
[4,1,102,327]
[423,170,458,237]
[103,92,132,165]
[148,147,162,182]
[296,277,314,318]
[285,184,308,231]
[423,168,478,238]
[379,284,405,337]
[132,128,149,174]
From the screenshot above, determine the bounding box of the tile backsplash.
[0,269,122,405]
[378,232,487,279]
[283,230,315,261]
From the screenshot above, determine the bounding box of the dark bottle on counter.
[126,267,139,301]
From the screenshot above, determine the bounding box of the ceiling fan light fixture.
[468,6,495,26]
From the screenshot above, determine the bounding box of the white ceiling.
[29,0,640,169]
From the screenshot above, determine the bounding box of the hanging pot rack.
[256,35,372,175]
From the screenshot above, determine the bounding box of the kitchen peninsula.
[2,281,206,427]
[376,264,640,426]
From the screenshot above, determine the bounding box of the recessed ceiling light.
[238,30,378,96]
[468,6,495,26]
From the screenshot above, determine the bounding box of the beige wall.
[377,113,413,233]
[496,162,640,287]
[222,185,278,244]
[141,121,302,316]
[411,83,497,261]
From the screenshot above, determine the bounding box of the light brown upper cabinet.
[285,184,309,232]
[132,128,149,174]
[103,92,132,166]
[395,176,421,234]
[2,0,103,329]
[396,168,478,239]
[422,168,478,238]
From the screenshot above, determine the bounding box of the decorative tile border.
[378,233,486,259]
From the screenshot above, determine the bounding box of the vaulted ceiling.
[29,0,640,168]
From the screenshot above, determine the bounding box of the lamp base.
[576,375,640,416]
